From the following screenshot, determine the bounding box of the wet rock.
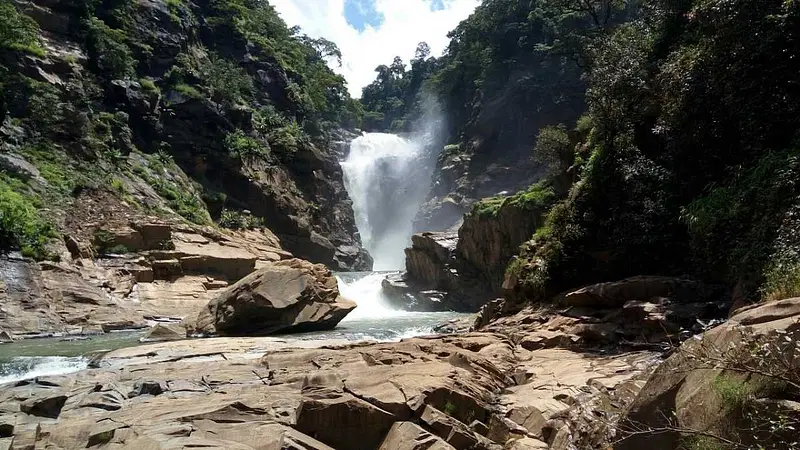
[193,259,356,336]
[379,422,456,450]
[0,330,12,343]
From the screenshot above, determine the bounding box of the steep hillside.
[0,0,370,270]
[505,0,800,309]
[359,0,636,231]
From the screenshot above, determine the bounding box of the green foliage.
[85,17,135,79]
[165,0,185,23]
[762,259,800,303]
[174,83,203,99]
[680,435,729,450]
[471,182,556,218]
[0,1,45,56]
[508,0,800,304]
[1,75,66,133]
[92,229,131,255]
[88,111,133,158]
[0,180,56,260]
[135,153,212,225]
[203,0,355,129]
[533,125,573,176]
[252,106,307,157]
[683,150,800,296]
[442,401,457,417]
[139,77,158,93]
[218,208,264,230]
[204,54,253,105]
[110,178,125,193]
[360,43,437,132]
[713,376,751,413]
[224,129,266,159]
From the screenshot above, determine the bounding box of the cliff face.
[388,183,555,312]
[0,0,371,271]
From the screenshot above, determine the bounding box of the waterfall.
[341,133,434,270]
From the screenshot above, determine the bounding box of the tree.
[414,41,431,61]
[0,1,42,54]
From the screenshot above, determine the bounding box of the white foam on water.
[0,356,88,385]
[337,272,402,321]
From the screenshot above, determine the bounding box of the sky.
[270,0,480,97]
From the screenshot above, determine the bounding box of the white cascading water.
[331,130,465,337]
[341,133,434,270]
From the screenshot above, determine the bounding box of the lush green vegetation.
[218,208,265,230]
[0,0,372,255]
[0,180,56,260]
[507,0,800,304]
[471,181,556,218]
[359,0,619,141]
[359,43,438,132]
[0,1,45,56]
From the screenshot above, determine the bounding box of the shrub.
[224,130,266,159]
[471,181,556,218]
[0,181,56,260]
[0,1,45,56]
[173,83,203,99]
[218,208,264,230]
[92,229,115,253]
[139,77,158,93]
[204,54,254,105]
[761,259,800,303]
[85,17,135,79]
[533,125,573,177]
[713,376,751,414]
[110,177,126,194]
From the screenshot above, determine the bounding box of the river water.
[0,272,466,385]
[1,133,459,385]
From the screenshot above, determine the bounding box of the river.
[1,133,455,385]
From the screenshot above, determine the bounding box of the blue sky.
[344,0,448,31]
[272,0,480,96]
[343,0,384,31]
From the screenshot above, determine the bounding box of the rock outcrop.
[193,259,356,336]
[1,0,371,272]
[0,276,708,450]
[0,217,293,336]
[388,189,554,312]
[616,298,800,450]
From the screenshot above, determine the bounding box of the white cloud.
[271,0,480,97]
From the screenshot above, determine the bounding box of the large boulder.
[616,298,800,450]
[192,259,356,336]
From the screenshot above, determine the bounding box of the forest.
[361,0,800,305]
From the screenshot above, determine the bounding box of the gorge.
[2,0,800,448]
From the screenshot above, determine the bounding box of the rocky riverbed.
[2,278,798,449]
[0,314,658,450]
